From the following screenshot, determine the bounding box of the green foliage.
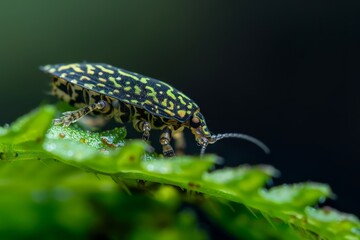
[0,105,359,240]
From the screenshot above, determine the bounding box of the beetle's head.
[189,110,270,157]
[189,110,212,146]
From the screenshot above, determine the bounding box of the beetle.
[40,63,269,157]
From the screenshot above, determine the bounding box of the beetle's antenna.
[200,142,208,158]
[211,133,270,154]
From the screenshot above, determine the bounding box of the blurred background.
[0,0,358,217]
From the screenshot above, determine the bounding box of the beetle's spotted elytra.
[40,63,269,157]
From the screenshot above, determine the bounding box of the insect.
[40,63,269,157]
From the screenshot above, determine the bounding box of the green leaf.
[0,105,359,240]
[0,105,56,144]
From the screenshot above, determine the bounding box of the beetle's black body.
[41,63,269,157]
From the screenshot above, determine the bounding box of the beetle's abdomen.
[52,77,130,123]
[52,77,90,107]
[51,77,181,129]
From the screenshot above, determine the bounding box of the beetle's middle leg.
[133,120,151,141]
[54,100,109,127]
[160,127,175,157]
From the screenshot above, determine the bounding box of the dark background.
[0,1,359,216]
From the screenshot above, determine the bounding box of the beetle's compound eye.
[190,117,201,128]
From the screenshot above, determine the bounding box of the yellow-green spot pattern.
[166,89,177,100]
[109,77,121,88]
[118,70,139,81]
[140,78,148,84]
[134,85,141,95]
[96,65,114,74]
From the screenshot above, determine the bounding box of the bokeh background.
[0,0,359,217]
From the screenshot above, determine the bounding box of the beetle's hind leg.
[54,100,109,127]
[160,127,175,157]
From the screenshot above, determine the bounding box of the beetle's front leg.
[160,127,175,157]
[54,100,109,127]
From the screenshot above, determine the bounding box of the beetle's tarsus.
[53,118,64,126]
[163,147,175,157]
[53,113,76,127]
